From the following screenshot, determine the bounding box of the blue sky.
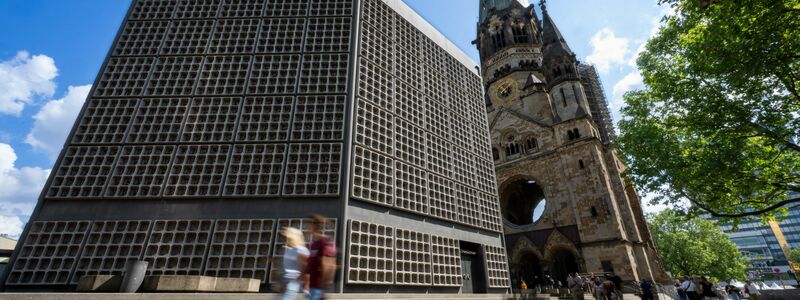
[0,0,669,237]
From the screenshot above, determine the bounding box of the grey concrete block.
[73,220,152,284]
[5,221,91,285]
[291,95,346,141]
[281,143,342,196]
[140,275,260,293]
[212,277,261,293]
[346,220,395,285]
[204,219,276,282]
[144,220,213,276]
[141,275,216,292]
[76,275,122,292]
[46,147,120,198]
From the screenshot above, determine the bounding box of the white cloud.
[0,143,50,238]
[0,215,24,239]
[628,16,664,67]
[610,71,644,121]
[613,72,645,99]
[0,51,58,115]
[586,28,631,74]
[25,85,92,160]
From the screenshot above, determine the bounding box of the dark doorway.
[517,252,544,288]
[500,180,546,226]
[549,250,579,284]
[461,250,476,293]
[459,241,487,293]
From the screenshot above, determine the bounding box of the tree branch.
[747,121,800,152]
[679,189,800,218]
[696,78,800,152]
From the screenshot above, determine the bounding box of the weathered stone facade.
[475,0,669,287]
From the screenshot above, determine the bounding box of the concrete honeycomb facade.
[0,0,509,294]
[476,0,670,289]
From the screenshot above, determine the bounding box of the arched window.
[492,148,500,161]
[512,24,528,43]
[525,137,537,153]
[567,131,575,141]
[573,128,581,138]
[492,30,506,50]
[505,135,521,157]
[579,159,585,169]
[560,88,568,107]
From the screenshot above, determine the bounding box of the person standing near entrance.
[610,273,622,295]
[568,272,585,300]
[305,214,337,300]
[593,276,605,300]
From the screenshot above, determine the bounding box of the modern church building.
[1,0,509,294]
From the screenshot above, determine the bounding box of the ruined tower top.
[479,0,531,23]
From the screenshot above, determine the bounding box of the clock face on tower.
[491,77,519,105]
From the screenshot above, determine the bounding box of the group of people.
[520,272,632,300]
[278,214,337,300]
[274,219,769,300]
[675,276,762,300]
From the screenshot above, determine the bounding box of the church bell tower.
[475,0,669,288]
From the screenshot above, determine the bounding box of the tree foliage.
[789,248,800,265]
[617,0,800,219]
[649,210,748,281]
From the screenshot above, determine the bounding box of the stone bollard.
[120,260,149,293]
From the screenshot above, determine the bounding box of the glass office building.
[717,193,800,285]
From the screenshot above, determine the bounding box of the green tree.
[617,0,800,219]
[789,248,800,265]
[649,210,748,281]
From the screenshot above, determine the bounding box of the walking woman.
[280,227,309,300]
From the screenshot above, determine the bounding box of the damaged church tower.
[475,0,669,286]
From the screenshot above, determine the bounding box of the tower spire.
[541,2,574,57]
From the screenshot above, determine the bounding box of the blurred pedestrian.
[744,281,760,300]
[610,273,622,293]
[700,276,716,300]
[639,279,654,300]
[682,276,700,300]
[305,214,337,300]
[603,276,618,300]
[568,272,585,300]
[280,227,309,300]
[725,283,741,300]
[593,276,605,300]
[677,279,688,300]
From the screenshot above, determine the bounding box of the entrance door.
[550,250,580,285]
[461,250,476,293]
